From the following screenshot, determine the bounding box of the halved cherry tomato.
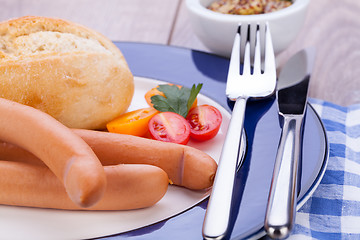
[106,107,158,137]
[148,112,190,145]
[186,105,222,141]
[145,84,198,110]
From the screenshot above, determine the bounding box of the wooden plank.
[0,0,180,44]
[169,0,210,52]
[172,0,360,106]
[277,0,360,106]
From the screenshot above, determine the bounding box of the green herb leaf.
[187,83,203,111]
[151,83,203,118]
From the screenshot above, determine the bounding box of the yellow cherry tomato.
[106,107,159,137]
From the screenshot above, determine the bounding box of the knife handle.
[264,115,303,239]
[202,97,247,240]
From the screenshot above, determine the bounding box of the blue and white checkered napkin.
[289,98,360,239]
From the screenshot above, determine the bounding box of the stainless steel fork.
[202,22,276,240]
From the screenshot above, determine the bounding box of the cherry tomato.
[186,105,222,141]
[148,112,190,145]
[145,84,198,110]
[106,107,158,137]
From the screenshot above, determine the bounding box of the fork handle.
[264,115,303,239]
[202,97,247,240]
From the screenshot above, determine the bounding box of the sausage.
[0,98,106,207]
[0,141,42,165]
[75,129,217,190]
[0,129,217,190]
[0,161,168,210]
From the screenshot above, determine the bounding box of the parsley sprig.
[150,84,203,118]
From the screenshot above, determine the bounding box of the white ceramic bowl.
[185,0,310,57]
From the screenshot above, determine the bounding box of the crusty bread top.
[0,16,134,129]
[0,16,125,63]
[6,31,111,57]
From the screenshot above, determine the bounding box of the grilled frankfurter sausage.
[0,98,106,207]
[0,161,168,210]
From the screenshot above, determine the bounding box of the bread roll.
[0,16,134,129]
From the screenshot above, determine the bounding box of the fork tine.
[242,40,251,76]
[228,26,241,77]
[239,23,248,65]
[226,26,242,99]
[264,22,276,75]
[249,23,257,66]
[253,25,261,75]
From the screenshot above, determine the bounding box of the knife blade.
[264,48,316,239]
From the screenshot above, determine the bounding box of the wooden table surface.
[1,0,359,106]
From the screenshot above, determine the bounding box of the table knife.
[264,48,316,239]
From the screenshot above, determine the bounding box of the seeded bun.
[0,16,134,129]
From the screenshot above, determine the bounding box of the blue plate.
[100,42,328,240]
